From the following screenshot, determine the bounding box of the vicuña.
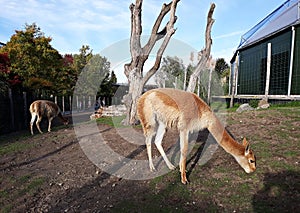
[29,100,69,135]
[137,88,256,184]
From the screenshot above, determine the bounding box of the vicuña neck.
[208,113,244,156]
[58,112,67,122]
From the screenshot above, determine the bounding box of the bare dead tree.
[123,0,180,125]
[186,3,216,92]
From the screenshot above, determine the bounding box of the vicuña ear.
[242,137,248,146]
[245,144,250,155]
[243,138,250,155]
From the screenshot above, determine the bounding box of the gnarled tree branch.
[142,1,178,61]
[186,3,215,92]
[123,0,179,125]
[143,0,179,84]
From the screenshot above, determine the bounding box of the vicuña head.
[234,137,256,174]
[29,100,69,135]
[137,88,256,184]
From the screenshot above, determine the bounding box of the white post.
[55,96,58,105]
[76,95,79,112]
[265,43,272,100]
[62,96,65,113]
[234,54,239,96]
[69,96,72,113]
[197,76,200,96]
[230,52,239,108]
[207,68,213,105]
[183,69,187,90]
[288,26,295,96]
[83,96,86,111]
[23,92,27,127]
[8,88,15,130]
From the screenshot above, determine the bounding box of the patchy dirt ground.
[0,108,299,212]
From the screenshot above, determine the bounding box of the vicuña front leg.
[146,135,156,171]
[154,122,176,170]
[30,113,37,135]
[179,130,189,184]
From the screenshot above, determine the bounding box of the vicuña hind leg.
[154,122,176,170]
[179,130,189,184]
[30,113,37,135]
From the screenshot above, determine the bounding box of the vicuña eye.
[249,160,255,163]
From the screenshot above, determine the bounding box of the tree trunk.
[122,69,144,125]
[186,3,215,93]
[123,0,179,125]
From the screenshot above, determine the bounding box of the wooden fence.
[0,89,99,135]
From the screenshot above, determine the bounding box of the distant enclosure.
[230,0,300,101]
[0,83,160,134]
[0,89,73,134]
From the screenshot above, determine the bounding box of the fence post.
[23,91,28,128]
[62,96,65,113]
[207,68,213,105]
[265,43,272,101]
[83,96,86,110]
[230,53,239,108]
[76,95,79,112]
[8,88,15,130]
[69,96,72,113]
[288,26,295,96]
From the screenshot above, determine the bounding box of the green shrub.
[249,99,259,108]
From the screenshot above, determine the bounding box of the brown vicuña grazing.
[137,88,256,184]
[29,100,69,135]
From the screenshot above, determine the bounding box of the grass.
[112,106,300,212]
[1,106,299,212]
[0,174,46,213]
[0,140,34,156]
[96,115,127,128]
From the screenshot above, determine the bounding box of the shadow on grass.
[252,170,300,212]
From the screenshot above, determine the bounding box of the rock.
[258,103,270,109]
[236,103,254,113]
[257,99,270,109]
[90,105,127,120]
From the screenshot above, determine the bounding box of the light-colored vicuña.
[29,100,69,135]
[137,88,256,184]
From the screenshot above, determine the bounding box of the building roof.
[231,0,300,63]
[238,0,300,49]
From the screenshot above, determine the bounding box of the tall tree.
[0,53,11,93]
[54,54,77,96]
[215,58,229,76]
[97,71,118,106]
[155,56,185,89]
[72,45,93,76]
[74,49,111,97]
[123,0,180,125]
[186,3,216,92]
[0,23,62,93]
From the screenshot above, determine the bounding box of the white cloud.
[212,47,236,63]
[0,0,130,31]
[214,30,245,40]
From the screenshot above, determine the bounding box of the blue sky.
[0,0,284,82]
